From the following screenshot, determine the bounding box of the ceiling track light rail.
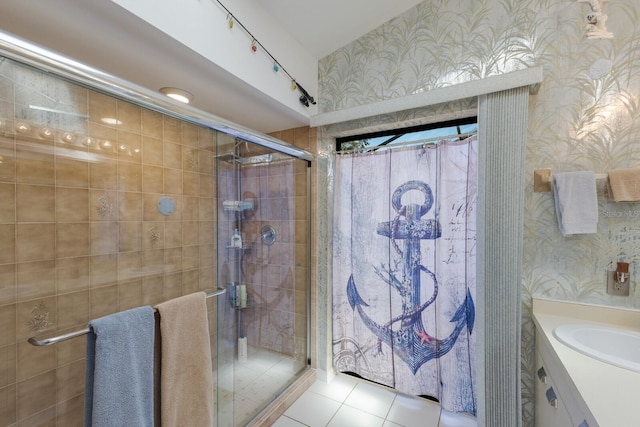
[212,0,317,108]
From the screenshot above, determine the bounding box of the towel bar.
[27,287,227,346]
[534,169,608,192]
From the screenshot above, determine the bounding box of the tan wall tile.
[56,330,86,366]
[56,291,90,331]
[163,117,182,143]
[89,222,117,255]
[17,261,55,301]
[16,370,56,420]
[141,109,163,139]
[19,405,56,426]
[163,140,182,170]
[17,339,55,381]
[56,223,90,258]
[183,170,199,196]
[118,279,142,311]
[0,264,16,306]
[55,360,84,402]
[142,136,163,166]
[0,183,15,223]
[89,254,117,288]
[89,159,117,190]
[183,197,199,221]
[117,251,141,282]
[117,161,141,192]
[141,276,163,306]
[16,224,54,262]
[182,147,198,170]
[87,123,117,159]
[163,168,182,194]
[164,247,182,273]
[164,271,182,300]
[118,191,142,222]
[56,257,89,294]
[89,190,116,221]
[56,187,89,222]
[16,144,54,185]
[118,221,141,253]
[90,285,117,319]
[142,165,163,194]
[116,100,141,134]
[15,297,54,344]
[16,184,55,223]
[142,222,163,251]
[0,140,17,183]
[0,344,16,388]
[55,393,84,427]
[89,92,116,125]
[0,224,15,264]
[117,130,142,163]
[55,157,89,188]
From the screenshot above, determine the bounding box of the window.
[336,117,477,153]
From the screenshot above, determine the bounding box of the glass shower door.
[216,134,310,426]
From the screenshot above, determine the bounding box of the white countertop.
[533,298,640,427]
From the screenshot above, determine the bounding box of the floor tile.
[438,409,477,427]
[272,415,308,427]
[343,381,396,418]
[386,393,441,427]
[382,421,404,427]
[307,374,358,403]
[283,390,342,427]
[327,404,385,427]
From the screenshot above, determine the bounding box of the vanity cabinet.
[535,328,597,427]
[535,350,574,426]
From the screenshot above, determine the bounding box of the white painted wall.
[111,0,318,119]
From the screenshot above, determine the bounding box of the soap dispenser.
[230,229,243,248]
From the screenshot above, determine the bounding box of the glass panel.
[0,54,310,426]
[0,56,220,425]
[216,137,310,426]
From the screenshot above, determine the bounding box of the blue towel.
[84,306,155,427]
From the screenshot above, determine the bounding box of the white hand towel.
[553,171,598,236]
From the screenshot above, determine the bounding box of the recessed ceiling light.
[159,87,193,104]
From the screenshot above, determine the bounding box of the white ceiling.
[0,0,422,133]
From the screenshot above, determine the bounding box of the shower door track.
[0,30,313,162]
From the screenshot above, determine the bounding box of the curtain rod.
[28,287,227,347]
[336,131,477,155]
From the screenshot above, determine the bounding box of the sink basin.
[554,324,640,372]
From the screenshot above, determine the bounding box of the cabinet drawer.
[535,350,573,426]
[536,330,598,427]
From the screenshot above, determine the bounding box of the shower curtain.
[332,136,477,415]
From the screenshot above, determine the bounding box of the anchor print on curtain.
[332,136,477,415]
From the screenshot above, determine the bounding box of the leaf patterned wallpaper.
[317,1,640,425]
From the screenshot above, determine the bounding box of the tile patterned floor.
[273,374,477,427]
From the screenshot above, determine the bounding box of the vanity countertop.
[532,297,640,427]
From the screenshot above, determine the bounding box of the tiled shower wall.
[0,58,219,425]
[238,157,308,360]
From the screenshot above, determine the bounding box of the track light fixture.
[294,81,316,108]
[214,0,316,108]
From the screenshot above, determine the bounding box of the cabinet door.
[535,351,573,427]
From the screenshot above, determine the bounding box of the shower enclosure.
[0,32,311,426]
[216,138,311,426]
